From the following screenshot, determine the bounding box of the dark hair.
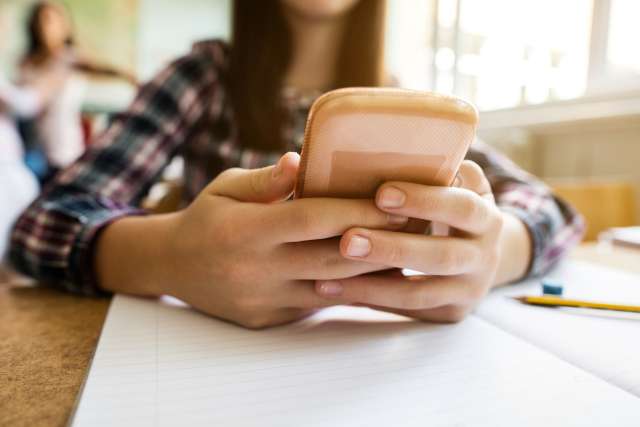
[229,0,387,151]
[23,1,74,66]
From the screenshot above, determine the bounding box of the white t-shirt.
[21,55,87,168]
[40,73,87,168]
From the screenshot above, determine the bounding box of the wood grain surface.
[0,279,110,427]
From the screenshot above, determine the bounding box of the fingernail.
[387,214,408,225]
[346,235,371,257]
[379,187,405,208]
[318,281,343,297]
[453,175,462,187]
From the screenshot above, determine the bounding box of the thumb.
[207,152,300,203]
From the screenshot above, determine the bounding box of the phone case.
[294,87,478,199]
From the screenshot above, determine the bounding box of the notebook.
[476,260,640,397]
[600,226,640,249]
[71,261,640,426]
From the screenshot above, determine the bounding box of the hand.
[154,153,408,328]
[314,160,506,323]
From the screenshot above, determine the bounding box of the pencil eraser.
[541,280,563,296]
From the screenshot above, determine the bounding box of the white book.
[72,261,640,426]
[600,226,640,249]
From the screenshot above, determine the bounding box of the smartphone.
[294,87,478,200]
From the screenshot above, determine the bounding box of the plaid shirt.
[9,40,584,296]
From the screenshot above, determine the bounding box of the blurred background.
[1,0,639,241]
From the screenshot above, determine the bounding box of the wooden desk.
[569,242,640,275]
[0,279,110,427]
[1,244,638,427]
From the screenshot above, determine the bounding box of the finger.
[362,304,471,324]
[456,160,494,202]
[261,198,408,243]
[375,182,496,235]
[233,307,316,330]
[339,228,482,275]
[314,273,478,311]
[207,152,300,203]
[280,280,343,309]
[274,239,389,280]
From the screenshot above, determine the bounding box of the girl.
[19,1,136,173]
[0,73,44,264]
[0,8,62,269]
[10,0,583,328]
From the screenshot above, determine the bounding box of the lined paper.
[477,260,640,397]
[73,293,640,427]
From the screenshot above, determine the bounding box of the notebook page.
[72,294,640,427]
[477,260,640,397]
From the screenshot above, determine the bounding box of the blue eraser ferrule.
[541,280,564,296]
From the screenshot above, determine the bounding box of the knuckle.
[491,209,505,232]
[465,243,484,271]
[292,208,318,235]
[346,200,379,230]
[415,189,434,212]
[239,313,273,330]
[459,193,482,224]
[464,196,496,233]
[385,241,407,266]
[482,247,501,272]
[440,306,469,323]
[466,281,488,302]
[476,204,493,230]
[359,203,379,227]
[433,245,463,274]
[321,251,346,270]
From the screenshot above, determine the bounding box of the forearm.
[95,214,178,297]
[493,212,532,286]
[74,61,137,84]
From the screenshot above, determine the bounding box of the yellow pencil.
[513,295,640,314]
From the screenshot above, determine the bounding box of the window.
[590,0,640,93]
[386,0,640,111]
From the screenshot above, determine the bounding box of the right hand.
[162,152,408,328]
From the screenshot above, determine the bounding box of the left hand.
[314,160,505,323]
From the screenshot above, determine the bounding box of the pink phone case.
[294,88,478,199]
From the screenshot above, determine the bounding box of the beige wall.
[478,93,640,224]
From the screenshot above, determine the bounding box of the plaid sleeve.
[9,43,221,295]
[467,140,585,278]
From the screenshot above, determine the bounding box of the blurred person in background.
[0,7,62,270]
[0,76,41,266]
[18,0,137,179]
[11,0,583,328]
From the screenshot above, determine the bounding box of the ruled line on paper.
[72,294,640,427]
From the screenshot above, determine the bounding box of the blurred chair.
[551,179,637,241]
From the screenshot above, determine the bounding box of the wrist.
[95,212,180,297]
[493,211,532,286]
